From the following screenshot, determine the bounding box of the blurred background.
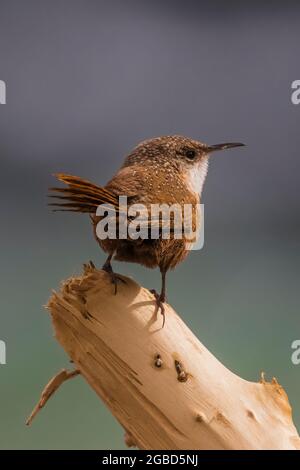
[0,0,299,449]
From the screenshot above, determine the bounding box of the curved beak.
[206,142,245,153]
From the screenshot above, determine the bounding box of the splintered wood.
[28,263,300,449]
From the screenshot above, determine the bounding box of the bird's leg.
[101,253,126,295]
[150,270,167,328]
[102,253,113,272]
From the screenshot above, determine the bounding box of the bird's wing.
[49,172,198,240]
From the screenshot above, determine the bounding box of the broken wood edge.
[27,262,300,449]
[26,368,80,426]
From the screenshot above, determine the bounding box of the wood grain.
[43,263,300,450]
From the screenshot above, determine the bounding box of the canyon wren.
[50,135,244,325]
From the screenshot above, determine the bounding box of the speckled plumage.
[101,136,207,271]
[50,135,244,322]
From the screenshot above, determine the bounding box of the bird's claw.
[111,272,126,295]
[102,263,126,294]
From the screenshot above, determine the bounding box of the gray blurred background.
[0,0,299,449]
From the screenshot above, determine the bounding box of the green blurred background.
[0,0,299,449]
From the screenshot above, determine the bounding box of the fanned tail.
[49,173,118,213]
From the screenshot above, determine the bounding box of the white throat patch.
[186,158,209,197]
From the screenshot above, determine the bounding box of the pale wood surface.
[42,264,300,450]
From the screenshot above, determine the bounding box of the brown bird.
[50,135,244,325]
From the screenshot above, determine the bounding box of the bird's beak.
[206,142,245,153]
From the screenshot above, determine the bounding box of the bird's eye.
[185,149,196,160]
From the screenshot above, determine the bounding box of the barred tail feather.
[49,173,118,213]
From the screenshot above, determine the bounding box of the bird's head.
[125,135,245,196]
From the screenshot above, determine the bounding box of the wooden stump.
[29,263,300,450]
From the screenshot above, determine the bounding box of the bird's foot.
[102,263,126,295]
[150,289,166,328]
